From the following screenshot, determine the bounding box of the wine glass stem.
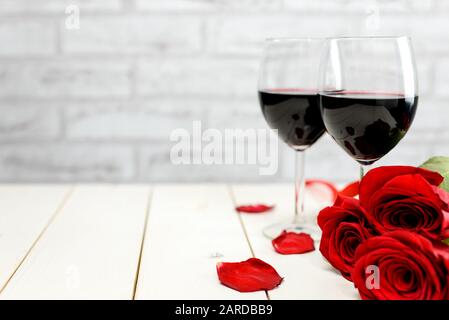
[360,164,373,180]
[293,151,306,226]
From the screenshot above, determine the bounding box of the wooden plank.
[0,185,150,300]
[0,185,70,293]
[231,184,359,300]
[135,184,265,300]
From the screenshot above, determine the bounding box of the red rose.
[359,166,449,240]
[318,195,374,281]
[352,231,449,300]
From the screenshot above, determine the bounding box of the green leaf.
[420,156,449,192]
[442,238,449,247]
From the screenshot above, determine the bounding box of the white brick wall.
[64,99,206,140]
[0,60,132,98]
[0,102,61,141]
[61,17,203,54]
[0,0,447,183]
[0,19,56,56]
[136,58,259,97]
[0,0,122,13]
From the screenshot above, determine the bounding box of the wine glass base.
[262,221,321,240]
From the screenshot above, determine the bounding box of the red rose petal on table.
[216,258,283,292]
[339,181,360,197]
[235,204,274,213]
[272,231,315,254]
[306,179,339,202]
[234,180,338,214]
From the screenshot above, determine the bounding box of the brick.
[0,143,134,182]
[137,99,281,181]
[434,60,449,98]
[414,37,449,57]
[437,0,449,9]
[377,139,435,168]
[0,19,56,56]
[138,144,280,182]
[62,16,202,54]
[135,0,281,12]
[372,15,449,58]
[415,62,433,96]
[378,15,449,38]
[208,12,445,56]
[0,0,121,13]
[209,15,354,55]
[283,0,363,12]
[0,60,131,98]
[136,58,259,97]
[0,102,60,140]
[205,98,267,131]
[64,99,205,140]
[408,0,434,11]
[135,0,214,12]
[407,99,445,130]
[284,0,434,13]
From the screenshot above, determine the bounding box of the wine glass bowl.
[320,91,418,165]
[259,89,325,151]
[318,36,418,172]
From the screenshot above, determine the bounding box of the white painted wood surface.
[230,184,358,300]
[0,184,358,300]
[0,185,70,293]
[1,185,150,300]
[134,184,265,300]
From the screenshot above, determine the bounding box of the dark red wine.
[320,92,418,165]
[258,90,325,150]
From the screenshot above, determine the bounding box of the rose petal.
[235,204,274,213]
[272,231,315,254]
[234,179,338,214]
[359,166,443,210]
[339,181,360,197]
[306,179,339,202]
[216,258,283,292]
[432,185,449,210]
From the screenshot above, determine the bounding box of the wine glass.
[318,36,418,179]
[258,38,326,239]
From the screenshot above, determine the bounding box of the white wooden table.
[0,184,358,300]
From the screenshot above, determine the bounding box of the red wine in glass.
[320,91,418,165]
[259,89,325,150]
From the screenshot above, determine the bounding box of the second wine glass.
[258,38,326,239]
[319,36,419,179]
